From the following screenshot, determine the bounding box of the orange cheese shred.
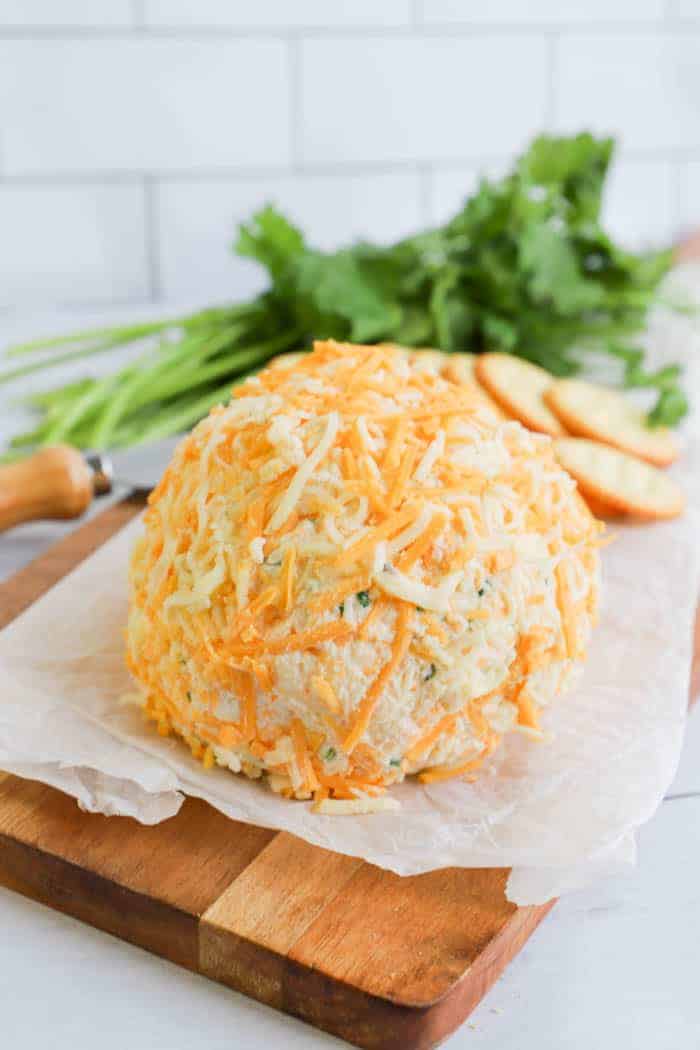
[404,711,457,764]
[242,620,355,657]
[280,545,297,614]
[515,685,540,729]
[311,674,341,714]
[388,445,418,508]
[417,751,486,783]
[358,596,387,640]
[218,725,242,748]
[396,512,448,573]
[334,503,419,568]
[488,548,516,574]
[343,603,413,754]
[382,416,407,473]
[310,573,369,616]
[555,561,577,659]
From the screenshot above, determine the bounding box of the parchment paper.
[0,447,697,905]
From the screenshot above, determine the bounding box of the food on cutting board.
[553,439,686,521]
[126,341,602,809]
[545,378,679,467]
[475,353,567,437]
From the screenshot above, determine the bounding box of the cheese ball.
[126,341,602,809]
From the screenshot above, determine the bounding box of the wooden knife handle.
[0,445,95,533]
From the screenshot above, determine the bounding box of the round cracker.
[408,348,449,374]
[545,378,679,467]
[475,352,566,436]
[580,492,623,520]
[554,437,685,520]
[573,486,619,520]
[442,351,477,385]
[443,352,507,421]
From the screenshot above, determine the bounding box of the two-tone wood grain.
[0,767,550,1049]
[0,501,696,1049]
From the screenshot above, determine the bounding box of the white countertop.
[2,307,699,1049]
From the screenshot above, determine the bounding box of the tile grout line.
[0,23,695,40]
[2,146,699,188]
[131,0,146,30]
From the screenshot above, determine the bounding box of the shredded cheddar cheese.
[126,340,601,806]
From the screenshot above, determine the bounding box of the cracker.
[580,492,622,519]
[442,351,477,385]
[408,348,449,374]
[443,352,507,420]
[554,438,685,520]
[475,353,566,436]
[545,378,679,467]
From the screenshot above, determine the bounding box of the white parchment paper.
[0,452,697,905]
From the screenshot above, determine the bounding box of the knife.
[0,439,180,533]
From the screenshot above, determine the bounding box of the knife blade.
[87,437,181,494]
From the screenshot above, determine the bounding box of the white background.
[1,1,700,312]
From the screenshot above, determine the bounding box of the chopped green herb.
[356,590,371,608]
[424,663,437,681]
[389,758,402,768]
[477,587,486,598]
[415,605,425,612]
[338,602,345,616]
[648,386,689,428]
[607,343,688,426]
[186,691,192,702]
[324,747,337,761]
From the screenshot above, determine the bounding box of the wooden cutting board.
[0,499,698,1050]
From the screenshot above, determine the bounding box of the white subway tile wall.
[554,33,700,152]
[0,185,148,307]
[156,172,424,302]
[0,40,291,173]
[601,159,678,248]
[418,0,666,25]
[0,1,136,27]
[670,1,700,18]
[679,161,700,234]
[143,1,414,29]
[0,6,697,309]
[299,37,549,164]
